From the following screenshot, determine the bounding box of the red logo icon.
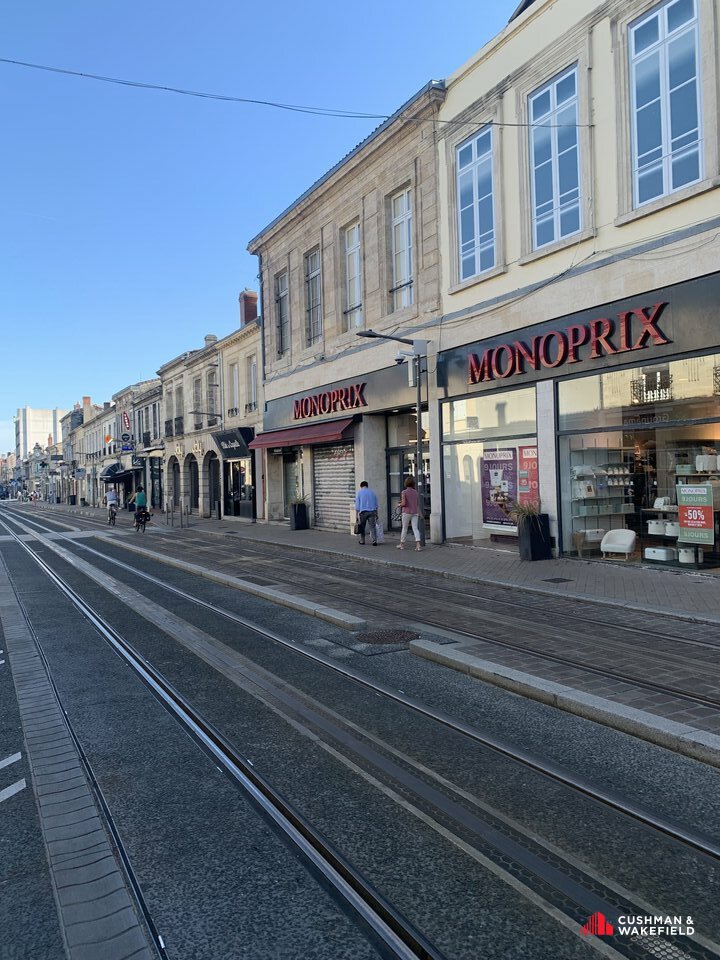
[580,913,614,936]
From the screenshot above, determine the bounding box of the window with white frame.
[229,362,239,414]
[304,249,322,345]
[152,402,159,439]
[193,377,202,429]
[344,223,363,329]
[206,370,217,424]
[529,65,581,249]
[629,0,701,207]
[275,271,289,356]
[247,356,257,412]
[457,127,495,280]
[390,188,413,310]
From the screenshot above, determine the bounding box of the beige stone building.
[248,82,446,530]
[159,292,262,520]
[433,0,720,569]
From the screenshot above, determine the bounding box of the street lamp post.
[356,329,428,545]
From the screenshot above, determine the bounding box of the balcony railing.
[227,407,239,418]
[164,420,174,438]
[245,401,257,414]
[174,416,184,436]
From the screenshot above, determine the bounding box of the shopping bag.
[374,520,385,544]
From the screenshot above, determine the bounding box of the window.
[165,385,173,422]
[206,370,217,425]
[174,384,183,419]
[275,271,289,356]
[304,249,322,345]
[529,65,581,249]
[152,402,159,439]
[229,362,239,413]
[247,356,257,412]
[630,0,701,206]
[344,223,362,329]
[390,188,413,310]
[457,127,495,280]
[193,377,202,429]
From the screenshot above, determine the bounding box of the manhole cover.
[541,577,573,583]
[355,629,419,645]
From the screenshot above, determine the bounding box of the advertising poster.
[518,446,539,506]
[677,484,715,545]
[481,448,517,526]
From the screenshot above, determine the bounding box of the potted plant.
[289,494,309,531]
[510,499,552,561]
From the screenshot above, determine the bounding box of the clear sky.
[1,0,518,454]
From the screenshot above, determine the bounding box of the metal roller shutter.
[312,443,355,531]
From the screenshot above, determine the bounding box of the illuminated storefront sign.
[468,302,670,384]
[293,383,367,420]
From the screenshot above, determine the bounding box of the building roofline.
[247,80,445,250]
[509,0,538,21]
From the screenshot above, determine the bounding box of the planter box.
[289,503,309,530]
[517,513,552,561]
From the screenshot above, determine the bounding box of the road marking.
[0,779,26,803]
[0,752,21,770]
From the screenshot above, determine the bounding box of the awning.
[212,428,254,460]
[99,462,124,482]
[249,418,354,450]
[136,448,164,459]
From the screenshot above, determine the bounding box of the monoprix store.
[437,272,720,571]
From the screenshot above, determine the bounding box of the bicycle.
[108,502,117,526]
[134,508,150,533]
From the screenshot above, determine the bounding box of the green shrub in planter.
[510,499,552,561]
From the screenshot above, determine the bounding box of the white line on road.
[0,752,21,770]
[0,779,26,803]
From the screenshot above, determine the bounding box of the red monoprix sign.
[293,383,367,420]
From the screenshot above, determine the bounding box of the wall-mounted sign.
[174,444,184,458]
[192,439,204,456]
[121,433,131,442]
[677,484,715,545]
[468,303,670,385]
[121,443,134,452]
[122,411,131,431]
[293,382,367,420]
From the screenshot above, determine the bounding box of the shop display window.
[442,388,537,543]
[558,356,720,568]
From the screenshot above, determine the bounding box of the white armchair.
[600,529,636,560]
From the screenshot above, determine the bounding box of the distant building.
[15,407,68,460]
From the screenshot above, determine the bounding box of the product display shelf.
[569,447,635,555]
[639,506,719,570]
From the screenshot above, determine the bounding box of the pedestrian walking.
[354,481,379,546]
[398,476,422,551]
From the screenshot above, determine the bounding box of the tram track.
[3,510,720,958]
[6,505,720,722]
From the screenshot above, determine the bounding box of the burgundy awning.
[248,417,355,449]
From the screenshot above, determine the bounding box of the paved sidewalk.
[11,502,720,766]
[19,502,720,624]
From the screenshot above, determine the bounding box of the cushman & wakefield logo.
[293,383,367,420]
[580,912,695,939]
[468,302,670,384]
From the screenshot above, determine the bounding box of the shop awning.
[248,418,354,450]
[136,447,165,458]
[99,462,125,482]
[212,428,254,459]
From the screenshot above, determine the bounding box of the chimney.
[82,396,91,407]
[103,402,111,410]
[239,288,258,326]
[204,334,218,348]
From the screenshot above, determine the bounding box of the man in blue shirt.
[354,480,379,546]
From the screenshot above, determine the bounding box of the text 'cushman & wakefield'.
[293,383,368,420]
[468,302,670,384]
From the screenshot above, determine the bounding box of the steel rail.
[3,511,718,864]
[0,516,447,960]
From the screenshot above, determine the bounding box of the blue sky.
[1,1,517,454]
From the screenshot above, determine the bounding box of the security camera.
[394,353,406,365]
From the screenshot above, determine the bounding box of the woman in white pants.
[397,475,422,551]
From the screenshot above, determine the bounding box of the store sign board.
[677,484,715,544]
[122,412,131,431]
[468,303,670,384]
[293,383,367,420]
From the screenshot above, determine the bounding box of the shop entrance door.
[224,457,255,519]
[282,453,299,520]
[386,446,430,529]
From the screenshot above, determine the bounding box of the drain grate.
[541,577,574,583]
[355,629,420,645]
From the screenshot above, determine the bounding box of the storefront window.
[559,356,720,568]
[442,388,537,542]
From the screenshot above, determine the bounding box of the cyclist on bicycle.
[106,487,118,524]
[131,486,148,526]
